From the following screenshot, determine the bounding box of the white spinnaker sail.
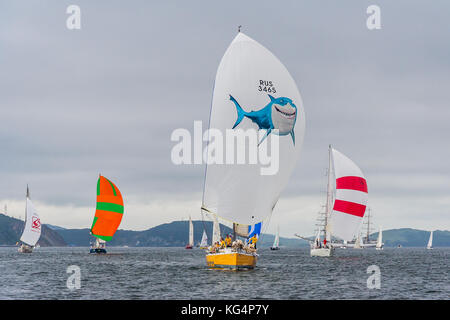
[200,230,208,247]
[273,225,280,247]
[427,231,433,249]
[188,216,194,246]
[20,198,41,247]
[376,227,383,248]
[328,148,368,241]
[202,32,305,227]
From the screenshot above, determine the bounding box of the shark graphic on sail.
[202,30,305,269]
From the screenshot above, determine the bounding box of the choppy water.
[0,247,448,299]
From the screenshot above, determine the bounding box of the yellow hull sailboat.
[206,250,257,270]
[201,29,305,270]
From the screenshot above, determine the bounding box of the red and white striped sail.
[329,148,368,241]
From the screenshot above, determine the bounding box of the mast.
[324,144,333,243]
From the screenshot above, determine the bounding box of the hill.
[0,213,66,246]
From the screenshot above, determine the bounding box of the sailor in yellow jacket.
[248,234,258,248]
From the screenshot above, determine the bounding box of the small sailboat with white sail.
[185,216,194,249]
[270,225,280,250]
[427,231,433,250]
[89,175,124,254]
[18,186,41,253]
[202,29,305,269]
[376,226,383,250]
[199,230,208,249]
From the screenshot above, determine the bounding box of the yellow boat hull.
[206,251,257,270]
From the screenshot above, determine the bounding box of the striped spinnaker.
[329,149,368,241]
[90,175,124,241]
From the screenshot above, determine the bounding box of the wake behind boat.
[89,175,124,254]
[18,186,41,253]
[201,29,305,270]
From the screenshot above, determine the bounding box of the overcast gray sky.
[1,0,449,237]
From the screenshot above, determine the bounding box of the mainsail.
[427,231,433,249]
[273,225,280,248]
[201,32,305,232]
[376,226,383,249]
[20,187,41,247]
[90,175,124,241]
[200,230,208,247]
[188,216,194,247]
[328,148,368,241]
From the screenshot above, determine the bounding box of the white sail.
[427,231,433,249]
[202,32,305,227]
[273,225,280,248]
[200,230,208,247]
[328,148,368,241]
[354,234,362,249]
[376,226,383,249]
[212,214,221,244]
[20,197,41,247]
[188,216,194,246]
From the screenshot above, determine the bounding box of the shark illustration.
[230,94,297,145]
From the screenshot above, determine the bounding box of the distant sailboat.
[270,225,280,250]
[199,230,208,249]
[308,145,368,257]
[427,231,433,250]
[89,175,124,254]
[185,216,194,249]
[18,186,41,253]
[202,30,305,269]
[353,233,363,249]
[376,226,383,250]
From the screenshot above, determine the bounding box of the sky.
[0,1,449,238]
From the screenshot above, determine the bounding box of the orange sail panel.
[90,176,124,241]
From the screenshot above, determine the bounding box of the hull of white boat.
[375,247,383,250]
[310,247,333,257]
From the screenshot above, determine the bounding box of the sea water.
[0,247,448,299]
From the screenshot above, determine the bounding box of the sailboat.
[201,30,305,269]
[309,145,368,257]
[89,175,124,254]
[185,216,194,249]
[199,230,208,249]
[18,186,41,253]
[353,233,363,249]
[427,231,433,250]
[270,225,280,250]
[376,226,383,250]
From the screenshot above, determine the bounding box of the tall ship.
[18,186,41,253]
[201,30,305,269]
[301,145,368,257]
[89,175,124,254]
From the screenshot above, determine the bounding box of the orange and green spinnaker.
[90,175,124,241]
